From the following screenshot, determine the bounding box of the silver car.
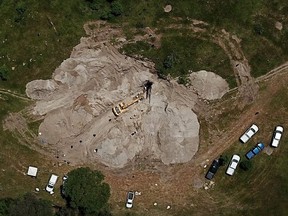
[239,124,259,143]
[271,126,284,148]
[226,155,240,176]
[126,191,135,208]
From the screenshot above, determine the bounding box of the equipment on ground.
[112,92,144,116]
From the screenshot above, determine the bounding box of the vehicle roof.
[230,162,238,169]
[275,132,282,139]
[246,151,255,159]
[50,174,58,182]
[210,160,220,170]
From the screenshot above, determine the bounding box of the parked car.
[126,191,135,208]
[61,175,68,196]
[45,174,59,193]
[239,124,259,143]
[271,126,284,148]
[205,159,220,180]
[246,143,265,160]
[226,155,240,176]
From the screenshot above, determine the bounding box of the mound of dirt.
[189,70,229,100]
[25,31,230,168]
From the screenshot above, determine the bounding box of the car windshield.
[115,107,120,113]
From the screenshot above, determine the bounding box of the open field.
[118,0,288,84]
[1,0,288,216]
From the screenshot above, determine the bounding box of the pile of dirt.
[25,34,229,168]
[189,70,229,100]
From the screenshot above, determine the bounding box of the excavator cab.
[112,106,122,116]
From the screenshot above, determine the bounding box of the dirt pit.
[25,34,229,168]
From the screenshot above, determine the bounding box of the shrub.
[0,65,9,81]
[219,155,229,166]
[240,160,252,171]
[110,1,123,16]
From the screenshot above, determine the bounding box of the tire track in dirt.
[256,61,288,83]
[0,88,31,101]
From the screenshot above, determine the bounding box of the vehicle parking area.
[70,67,288,214]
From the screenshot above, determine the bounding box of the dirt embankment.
[24,22,230,169]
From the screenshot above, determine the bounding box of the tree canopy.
[0,65,9,81]
[0,193,53,216]
[63,167,110,215]
[240,160,253,171]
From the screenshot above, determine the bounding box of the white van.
[45,174,58,193]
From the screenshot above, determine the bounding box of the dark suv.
[205,159,220,180]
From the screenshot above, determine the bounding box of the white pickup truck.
[239,124,259,143]
[45,174,58,193]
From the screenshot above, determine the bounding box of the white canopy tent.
[27,166,38,177]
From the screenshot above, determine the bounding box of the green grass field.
[118,0,288,83]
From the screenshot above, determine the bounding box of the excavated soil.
[25,30,229,169]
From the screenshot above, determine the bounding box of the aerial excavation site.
[1,1,288,216]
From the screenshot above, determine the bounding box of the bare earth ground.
[3,20,288,215]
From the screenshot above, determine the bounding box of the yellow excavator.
[112,92,144,116]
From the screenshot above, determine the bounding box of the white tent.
[27,166,38,177]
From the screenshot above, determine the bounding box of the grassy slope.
[122,34,235,87]
[0,0,99,204]
[0,0,110,93]
[119,0,288,84]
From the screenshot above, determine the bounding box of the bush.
[0,198,14,216]
[110,1,123,16]
[240,160,252,171]
[0,65,9,81]
[219,155,229,166]
[163,53,176,69]
[100,8,112,20]
[177,75,190,86]
[0,194,55,216]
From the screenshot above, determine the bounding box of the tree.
[110,1,123,16]
[9,193,53,216]
[240,160,252,171]
[0,65,9,81]
[163,54,174,69]
[0,198,14,216]
[55,206,76,216]
[219,155,229,166]
[63,167,110,215]
[100,8,112,20]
